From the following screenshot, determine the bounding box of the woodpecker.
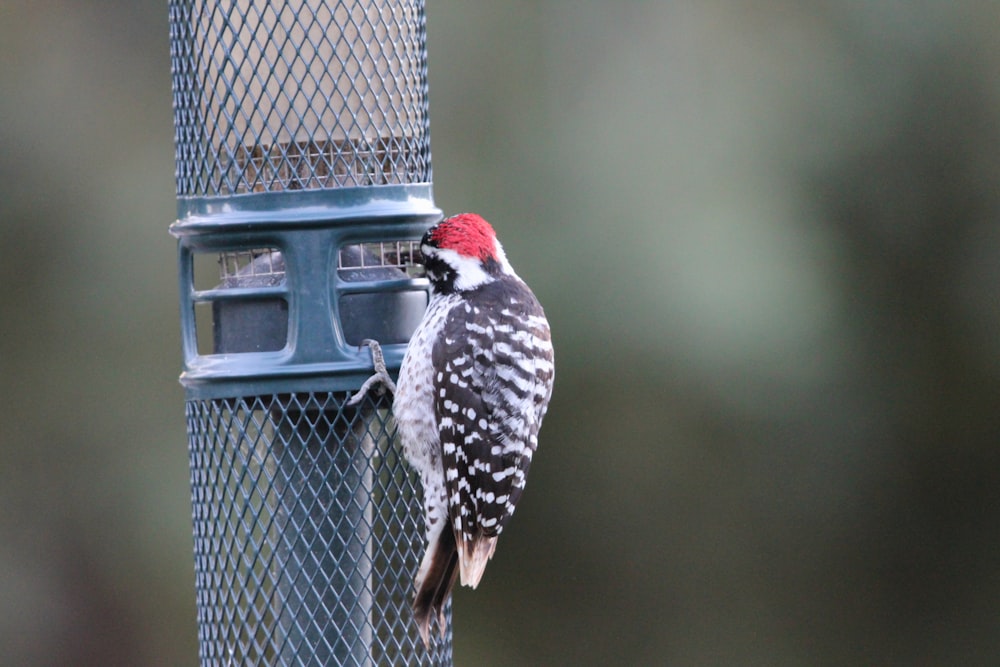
[352,213,554,646]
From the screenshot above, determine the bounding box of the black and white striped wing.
[431,278,554,561]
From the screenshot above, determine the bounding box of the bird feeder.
[168,0,451,663]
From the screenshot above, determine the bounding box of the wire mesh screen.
[170,0,431,196]
[187,390,452,666]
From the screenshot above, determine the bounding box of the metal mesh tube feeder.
[168,1,451,663]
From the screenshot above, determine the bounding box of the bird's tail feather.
[412,525,459,648]
[458,533,498,589]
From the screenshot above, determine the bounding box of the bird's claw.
[347,339,398,405]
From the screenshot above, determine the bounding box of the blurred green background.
[2,1,999,665]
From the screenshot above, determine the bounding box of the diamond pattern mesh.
[187,391,452,666]
[170,0,431,196]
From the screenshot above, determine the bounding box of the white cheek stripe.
[430,247,493,290]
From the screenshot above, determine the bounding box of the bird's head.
[420,213,511,293]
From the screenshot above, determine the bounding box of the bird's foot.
[347,339,398,405]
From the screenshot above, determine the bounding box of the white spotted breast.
[394,292,463,468]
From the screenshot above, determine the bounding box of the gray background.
[2,1,999,664]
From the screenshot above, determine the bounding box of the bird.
[351,213,554,646]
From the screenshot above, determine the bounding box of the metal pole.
[170,0,453,663]
[273,397,373,666]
